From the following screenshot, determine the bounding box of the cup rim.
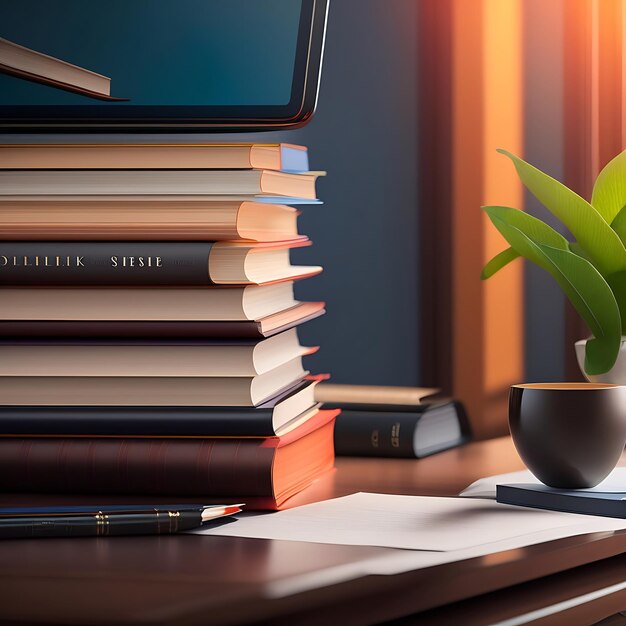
[512,382,622,390]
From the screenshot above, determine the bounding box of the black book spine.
[0,242,214,286]
[0,320,266,339]
[333,411,422,458]
[0,407,276,437]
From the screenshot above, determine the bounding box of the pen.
[0,504,242,539]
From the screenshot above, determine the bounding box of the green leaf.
[568,241,593,263]
[538,246,621,375]
[481,247,519,279]
[497,149,626,276]
[606,270,626,331]
[483,205,570,252]
[485,211,621,374]
[610,203,626,247]
[592,149,626,223]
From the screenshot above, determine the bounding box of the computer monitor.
[0,0,328,132]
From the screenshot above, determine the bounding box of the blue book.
[496,483,626,519]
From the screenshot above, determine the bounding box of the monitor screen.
[0,0,325,130]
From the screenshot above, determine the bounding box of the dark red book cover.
[0,409,338,510]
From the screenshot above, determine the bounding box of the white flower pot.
[575,338,626,384]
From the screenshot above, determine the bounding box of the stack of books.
[317,384,470,458]
[0,143,337,510]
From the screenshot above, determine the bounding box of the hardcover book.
[0,240,321,286]
[0,37,125,101]
[0,281,315,321]
[0,302,326,339]
[315,383,441,409]
[0,357,308,407]
[0,378,321,437]
[0,199,303,242]
[0,329,315,377]
[316,384,470,458]
[332,402,470,459]
[0,170,323,199]
[0,409,339,511]
[0,143,309,172]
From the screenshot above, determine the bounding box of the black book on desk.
[496,484,626,519]
[0,379,320,437]
[315,384,471,458]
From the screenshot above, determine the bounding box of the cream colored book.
[0,358,309,407]
[315,384,441,407]
[0,199,301,242]
[0,329,316,377]
[0,37,124,101]
[0,282,300,321]
[0,143,309,171]
[0,170,323,199]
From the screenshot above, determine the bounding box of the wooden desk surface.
[0,437,625,625]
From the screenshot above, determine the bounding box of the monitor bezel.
[0,0,328,133]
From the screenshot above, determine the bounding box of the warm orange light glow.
[482,0,524,413]
[591,0,624,176]
[452,0,524,438]
[622,0,626,147]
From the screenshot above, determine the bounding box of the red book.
[0,409,338,511]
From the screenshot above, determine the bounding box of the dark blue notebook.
[496,483,626,519]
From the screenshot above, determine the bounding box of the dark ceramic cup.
[509,383,626,489]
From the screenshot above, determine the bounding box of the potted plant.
[482,148,626,382]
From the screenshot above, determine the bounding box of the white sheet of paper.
[190,492,626,552]
[459,467,626,499]
[264,515,626,598]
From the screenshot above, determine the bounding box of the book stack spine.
[0,143,336,509]
[315,385,470,459]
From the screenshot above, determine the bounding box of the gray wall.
[2,1,422,386]
[523,0,566,382]
[272,0,421,385]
